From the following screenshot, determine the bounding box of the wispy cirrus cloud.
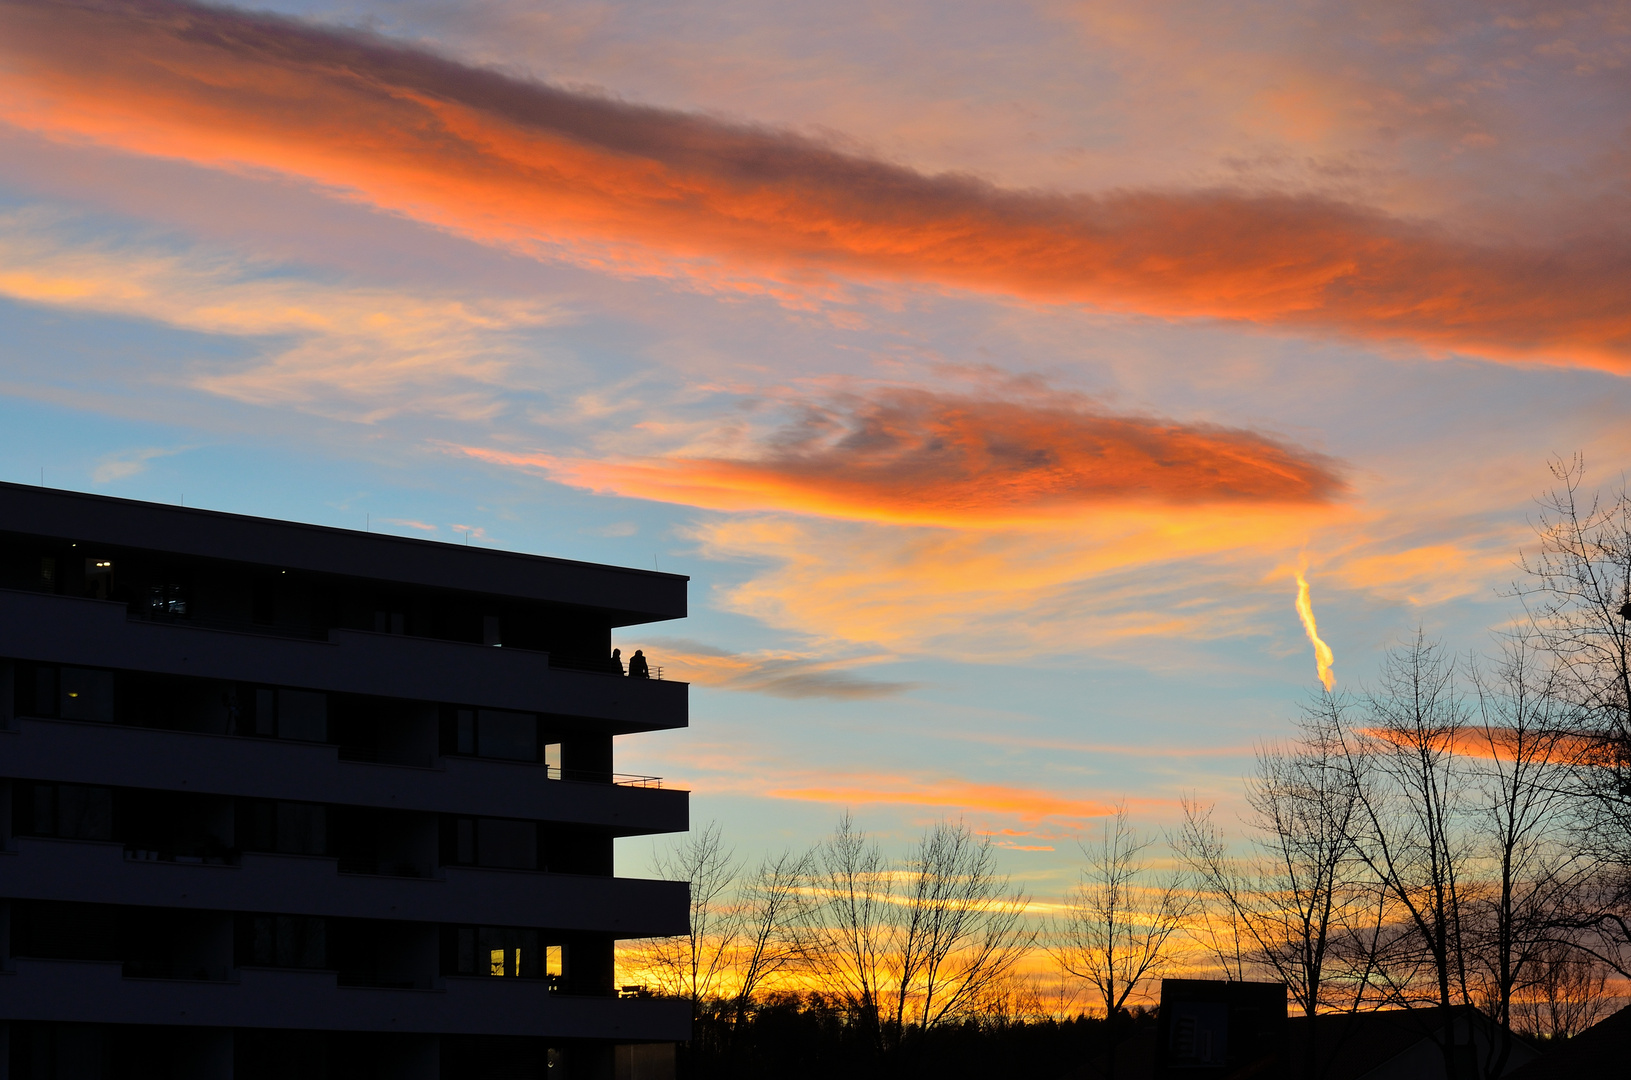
[687,512,1336,660]
[3,0,1631,366]
[0,209,558,420]
[377,517,438,533]
[453,385,1346,526]
[627,636,914,699]
[91,445,186,483]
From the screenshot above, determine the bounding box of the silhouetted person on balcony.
[610,647,623,675]
[628,649,650,678]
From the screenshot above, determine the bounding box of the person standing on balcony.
[628,649,649,678]
[610,647,624,675]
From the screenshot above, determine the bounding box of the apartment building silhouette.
[0,482,690,1078]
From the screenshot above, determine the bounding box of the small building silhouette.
[1157,979,1287,1077]
[1070,980,1544,1080]
[1504,1003,1631,1080]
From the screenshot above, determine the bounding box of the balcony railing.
[124,847,234,866]
[543,766,667,789]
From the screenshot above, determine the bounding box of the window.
[479,819,537,870]
[144,582,188,619]
[252,575,277,625]
[83,557,114,600]
[248,687,329,742]
[545,742,563,779]
[241,915,328,969]
[11,900,122,961]
[243,800,329,856]
[278,690,327,742]
[14,782,113,841]
[18,665,117,722]
[478,710,536,760]
[445,816,539,870]
[444,708,540,762]
[449,926,561,985]
[59,667,115,722]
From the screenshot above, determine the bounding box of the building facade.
[0,482,691,1078]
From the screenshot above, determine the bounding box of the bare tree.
[1513,457,1631,780]
[1335,634,1475,1079]
[798,813,895,1052]
[645,822,743,1024]
[728,849,810,1032]
[796,816,1036,1055]
[1463,639,1595,1075]
[1512,457,1631,968]
[1178,697,1375,1079]
[1055,804,1192,1080]
[890,820,1035,1037]
[1510,940,1608,1042]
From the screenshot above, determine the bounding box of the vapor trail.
[1294,567,1336,693]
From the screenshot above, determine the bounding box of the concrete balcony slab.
[0,838,689,937]
[0,959,691,1040]
[0,588,686,731]
[0,717,687,834]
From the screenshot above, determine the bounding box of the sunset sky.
[2,0,1630,898]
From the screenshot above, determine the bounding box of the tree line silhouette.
[625,459,1631,1080]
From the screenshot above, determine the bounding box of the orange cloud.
[764,774,1116,824]
[1361,725,1606,765]
[2,1,1630,366]
[454,387,1345,525]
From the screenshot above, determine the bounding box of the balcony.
[0,717,688,833]
[0,959,691,1040]
[0,588,687,731]
[0,838,690,937]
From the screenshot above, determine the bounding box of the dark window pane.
[457,928,475,974]
[517,930,540,978]
[31,784,55,835]
[277,690,327,742]
[477,710,536,761]
[59,667,114,722]
[274,917,300,967]
[295,917,327,968]
[276,802,327,856]
[456,818,476,865]
[241,799,274,848]
[33,666,58,718]
[252,916,275,965]
[254,689,276,736]
[477,819,537,870]
[56,785,112,840]
[456,709,475,755]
